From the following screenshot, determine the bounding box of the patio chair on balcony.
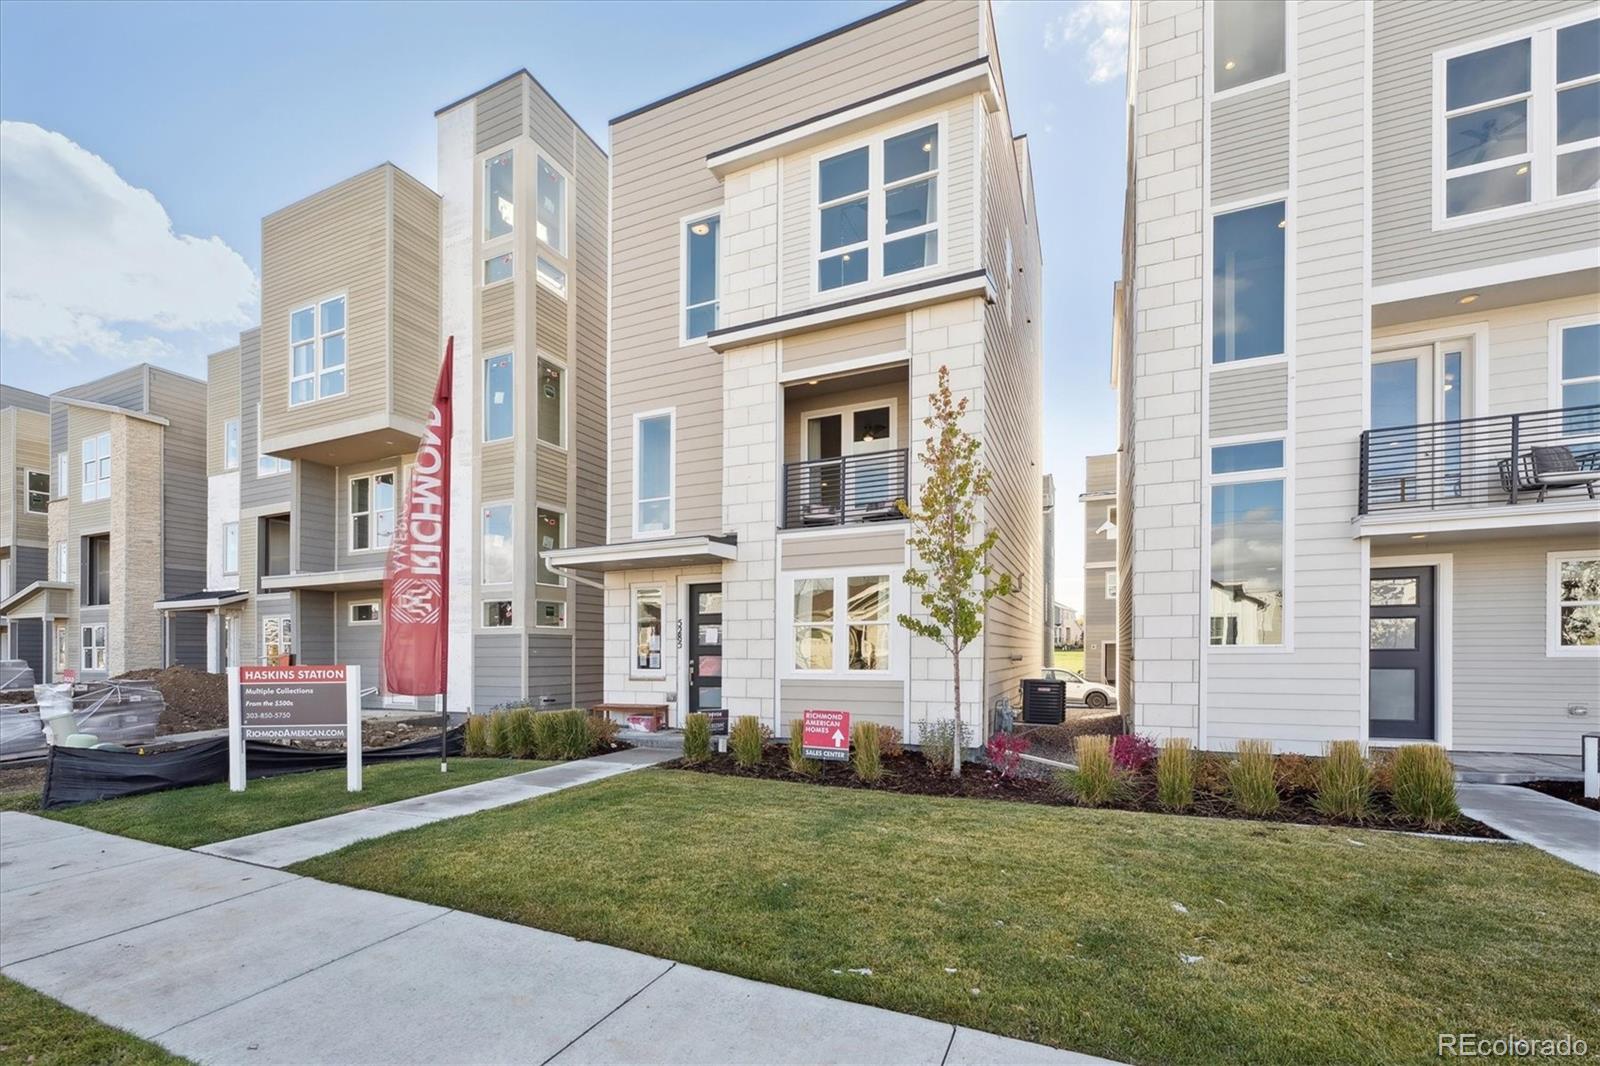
[1497,445,1600,503]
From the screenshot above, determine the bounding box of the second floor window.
[224,418,240,470]
[484,353,514,442]
[537,157,566,254]
[537,357,564,447]
[816,123,941,293]
[482,502,513,585]
[81,432,110,502]
[26,470,49,514]
[350,472,396,552]
[535,507,565,587]
[82,534,110,606]
[1555,317,1600,435]
[1213,201,1285,364]
[485,150,513,240]
[81,624,107,671]
[290,295,347,405]
[636,411,673,535]
[683,214,720,340]
[1213,0,1286,94]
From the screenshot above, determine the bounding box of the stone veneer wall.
[109,416,165,675]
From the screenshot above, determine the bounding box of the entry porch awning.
[542,534,738,573]
[0,581,74,620]
[154,589,249,612]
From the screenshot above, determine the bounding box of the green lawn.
[0,976,187,1065]
[1053,648,1084,673]
[48,759,541,849]
[293,770,1599,1066]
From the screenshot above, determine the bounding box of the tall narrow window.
[683,214,720,340]
[54,623,66,675]
[81,624,107,671]
[1210,441,1285,647]
[1556,19,1600,195]
[634,588,664,672]
[223,521,239,575]
[82,535,110,606]
[792,578,835,671]
[349,473,396,552]
[262,615,293,662]
[56,452,66,498]
[55,540,67,582]
[80,432,111,502]
[1105,570,1119,600]
[484,353,514,442]
[846,575,891,671]
[1213,202,1285,364]
[481,502,513,584]
[817,146,869,290]
[881,124,939,276]
[536,157,566,253]
[636,412,673,535]
[289,296,347,404]
[485,150,513,240]
[25,470,49,514]
[1555,318,1600,434]
[535,507,565,586]
[1213,0,1286,93]
[537,357,564,446]
[223,418,240,470]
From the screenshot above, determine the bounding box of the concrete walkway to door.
[0,812,1115,1065]
[1457,783,1600,874]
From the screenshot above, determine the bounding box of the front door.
[688,584,725,734]
[1369,567,1435,740]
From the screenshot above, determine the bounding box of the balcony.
[1358,405,1600,531]
[781,450,909,529]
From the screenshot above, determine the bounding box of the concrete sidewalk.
[1458,783,1600,874]
[197,746,676,868]
[0,812,1114,1065]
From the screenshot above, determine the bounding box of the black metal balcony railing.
[1359,404,1600,515]
[781,449,909,529]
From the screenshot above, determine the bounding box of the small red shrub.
[984,732,1031,779]
[1110,733,1158,773]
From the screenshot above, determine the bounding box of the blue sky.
[0,0,1129,610]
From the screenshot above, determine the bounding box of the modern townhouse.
[1080,452,1119,685]
[0,385,52,676]
[0,367,209,682]
[1115,0,1600,756]
[546,0,1044,741]
[435,71,610,715]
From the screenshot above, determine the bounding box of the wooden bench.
[593,703,669,730]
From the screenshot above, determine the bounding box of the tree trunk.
[951,644,963,778]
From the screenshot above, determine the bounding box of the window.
[55,540,67,582]
[792,577,834,670]
[535,507,565,586]
[223,521,239,575]
[535,598,567,629]
[537,357,564,447]
[223,418,240,470]
[1105,570,1119,600]
[82,535,110,606]
[683,214,720,340]
[1553,317,1600,434]
[25,470,49,514]
[536,157,566,254]
[1213,0,1286,93]
[289,295,346,404]
[262,615,293,662]
[1439,16,1600,220]
[261,515,291,577]
[54,623,66,676]
[536,256,566,297]
[1003,232,1015,322]
[1549,552,1600,655]
[633,587,664,673]
[0,557,9,600]
[846,574,891,671]
[1213,201,1285,364]
[816,122,941,292]
[349,473,396,552]
[80,432,110,502]
[481,502,513,584]
[484,353,514,442]
[484,252,514,286]
[80,624,107,671]
[791,573,894,673]
[484,150,513,240]
[257,405,290,476]
[1209,440,1285,647]
[349,601,379,625]
[56,452,66,498]
[482,600,513,627]
[635,411,673,535]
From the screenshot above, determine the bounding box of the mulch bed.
[117,667,229,735]
[669,747,1504,839]
[1015,714,1125,762]
[1521,779,1600,813]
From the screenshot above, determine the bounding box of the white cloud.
[0,121,257,364]
[1044,0,1130,85]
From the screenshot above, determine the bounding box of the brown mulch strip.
[1014,714,1125,762]
[1521,779,1600,812]
[117,667,229,735]
[668,747,1504,839]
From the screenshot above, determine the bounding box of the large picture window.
[789,573,895,674]
[80,432,110,502]
[224,418,240,470]
[289,295,346,404]
[1213,201,1285,364]
[1213,0,1286,94]
[633,587,664,673]
[484,353,514,442]
[635,411,673,535]
[481,502,513,585]
[25,470,49,514]
[1553,316,1600,435]
[537,357,564,447]
[349,473,396,552]
[1549,552,1600,655]
[535,507,565,587]
[1210,440,1285,647]
[816,121,941,293]
[537,157,566,254]
[683,214,719,341]
[484,150,513,241]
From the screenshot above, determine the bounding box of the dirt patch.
[0,690,36,706]
[1014,713,1125,762]
[116,667,228,735]
[275,714,451,751]
[670,747,1504,839]
[1521,779,1600,812]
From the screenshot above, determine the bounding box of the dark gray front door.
[688,584,725,735]
[1369,567,1435,740]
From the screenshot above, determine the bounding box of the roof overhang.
[0,581,74,618]
[260,413,427,467]
[154,590,250,611]
[706,59,998,178]
[543,535,738,573]
[53,396,169,426]
[260,568,385,593]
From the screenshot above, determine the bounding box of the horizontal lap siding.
[390,171,443,427]
[148,370,208,597]
[206,348,241,477]
[526,81,574,171]
[573,137,609,707]
[295,462,337,574]
[780,677,904,734]
[475,79,522,154]
[474,631,523,708]
[1209,362,1288,437]
[779,527,906,570]
[295,590,336,666]
[780,315,908,375]
[59,366,146,412]
[239,330,292,512]
[1210,83,1289,204]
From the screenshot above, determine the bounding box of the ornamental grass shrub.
[682,713,711,765]
[1059,734,1119,807]
[1314,740,1374,822]
[851,721,883,783]
[1228,739,1279,816]
[586,713,620,750]
[1390,744,1460,829]
[464,714,490,757]
[729,715,765,768]
[787,730,819,776]
[488,708,515,757]
[509,707,538,760]
[552,709,591,761]
[1155,737,1195,811]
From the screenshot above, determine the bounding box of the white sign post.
[228,664,363,793]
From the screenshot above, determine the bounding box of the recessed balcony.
[780,366,910,531]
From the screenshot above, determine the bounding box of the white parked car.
[1040,668,1116,709]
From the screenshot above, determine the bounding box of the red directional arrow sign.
[801,708,851,762]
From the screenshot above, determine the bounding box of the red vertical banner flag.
[382,338,453,696]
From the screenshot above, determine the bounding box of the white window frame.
[536,353,567,449]
[1548,312,1600,423]
[481,599,514,628]
[482,251,515,288]
[261,614,293,663]
[288,293,348,406]
[1208,0,1293,103]
[535,503,566,588]
[483,352,515,443]
[1206,433,1290,651]
[348,600,380,626]
[80,624,107,672]
[1548,550,1600,657]
[633,408,676,538]
[55,452,67,499]
[535,154,570,257]
[223,521,239,576]
[631,585,666,678]
[534,597,568,630]
[348,471,397,554]
[55,540,67,582]
[1104,570,1119,600]
[810,114,947,299]
[536,256,567,298]
[80,432,110,502]
[679,208,721,345]
[480,500,514,586]
[1211,196,1289,366]
[801,398,900,460]
[223,418,240,471]
[780,568,906,679]
[257,404,290,477]
[24,469,49,514]
[483,149,514,242]
[54,622,67,676]
[1432,11,1600,229]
